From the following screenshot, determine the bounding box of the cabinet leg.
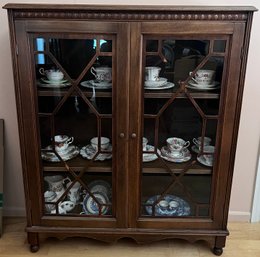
[212,236,226,256]
[212,247,223,256]
[28,232,40,253]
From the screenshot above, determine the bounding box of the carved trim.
[13,10,248,21]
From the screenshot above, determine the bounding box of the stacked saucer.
[144,77,175,90]
[80,80,112,89]
[37,78,71,88]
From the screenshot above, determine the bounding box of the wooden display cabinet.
[4,4,257,255]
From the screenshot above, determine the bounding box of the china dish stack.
[144,66,175,90]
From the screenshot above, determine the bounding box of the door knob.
[131,133,137,138]
[119,133,125,138]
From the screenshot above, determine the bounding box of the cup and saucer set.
[192,136,215,167]
[144,66,175,90]
[160,137,192,163]
[80,66,112,89]
[187,69,219,91]
[80,137,112,161]
[37,68,71,88]
[142,137,161,162]
[41,135,80,162]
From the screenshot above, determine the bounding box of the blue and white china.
[88,180,112,198]
[80,80,112,89]
[82,192,110,215]
[145,194,190,216]
[80,144,112,161]
[144,82,175,90]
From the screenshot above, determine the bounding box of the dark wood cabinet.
[4,4,257,255]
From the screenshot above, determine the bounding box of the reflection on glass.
[141,38,224,218]
[34,36,114,217]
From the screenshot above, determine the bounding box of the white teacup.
[91,66,112,82]
[158,200,169,211]
[91,137,110,150]
[44,191,57,213]
[169,200,179,211]
[66,181,81,203]
[193,137,211,149]
[203,145,215,165]
[143,137,148,151]
[39,68,64,82]
[44,175,71,194]
[166,137,190,158]
[190,69,215,85]
[54,135,74,153]
[145,66,161,81]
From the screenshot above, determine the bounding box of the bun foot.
[30,244,39,253]
[212,247,223,256]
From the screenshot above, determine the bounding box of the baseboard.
[228,211,251,222]
[3,207,26,217]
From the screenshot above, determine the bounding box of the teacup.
[169,200,179,211]
[39,68,64,82]
[193,137,211,150]
[203,145,215,166]
[44,191,57,213]
[143,137,148,151]
[190,69,215,85]
[91,66,112,82]
[66,181,81,203]
[166,137,190,158]
[44,175,71,194]
[54,135,74,153]
[91,137,110,150]
[145,66,161,81]
[158,200,169,211]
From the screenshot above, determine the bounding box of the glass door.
[141,37,226,219]
[128,21,244,229]
[17,21,130,227]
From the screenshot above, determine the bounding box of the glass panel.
[33,36,114,217]
[213,40,226,53]
[141,37,226,218]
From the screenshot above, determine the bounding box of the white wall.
[0,0,259,221]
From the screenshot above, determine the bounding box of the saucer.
[41,145,79,162]
[144,77,167,87]
[144,82,175,90]
[88,180,112,198]
[143,145,160,162]
[82,192,110,215]
[145,194,190,216]
[41,78,68,84]
[37,79,71,88]
[197,155,214,167]
[160,146,191,163]
[80,144,112,161]
[80,80,112,89]
[187,81,220,91]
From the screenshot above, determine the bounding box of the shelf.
[37,86,220,99]
[143,158,212,174]
[42,156,211,175]
[42,157,112,172]
[37,87,112,97]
